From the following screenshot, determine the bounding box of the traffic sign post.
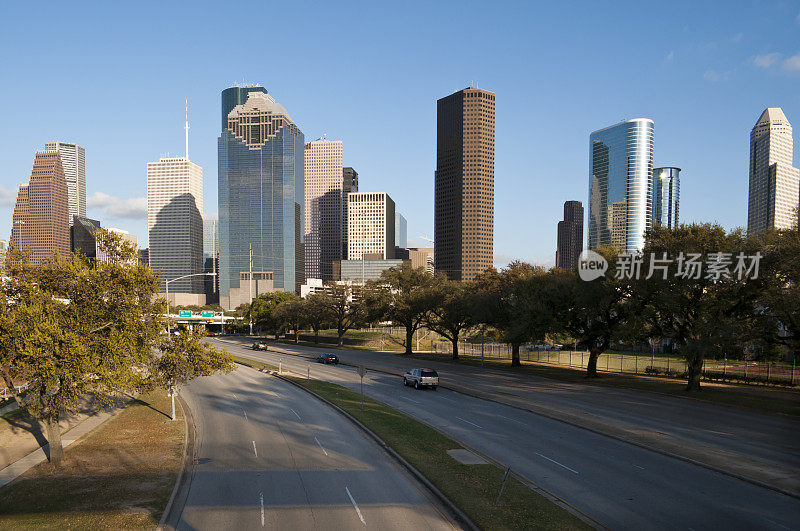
[357,365,367,410]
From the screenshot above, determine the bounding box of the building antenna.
[185,98,190,160]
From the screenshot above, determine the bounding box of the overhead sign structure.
[178,310,192,317]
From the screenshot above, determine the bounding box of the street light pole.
[165,272,216,335]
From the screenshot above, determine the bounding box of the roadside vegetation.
[286,376,591,530]
[0,390,183,529]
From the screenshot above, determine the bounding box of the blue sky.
[1,1,798,266]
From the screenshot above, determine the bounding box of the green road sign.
[201,310,215,317]
[178,310,192,317]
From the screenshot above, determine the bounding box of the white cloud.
[665,51,675,63]
[782,53,800,72]
[0,185,16,207]
[87,192,146,219]
[702,69,730,82]
[754,52,781,69]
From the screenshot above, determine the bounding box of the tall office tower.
[747,108,800,235]
[0,238,6,271]
[395,212,407,248]
[588,118,654,254]
[71,216,101,261]
[10,151,70,265]
[44,142,85,226]
[347,192,395,260]
[220,85,268,132]
[203,218,219,303]
[435,87,495,281]
[304,138,343,281]
[556,200,583,270]
[218,90,305,308]
[342,167,359,258]
[653,167,681,229]
[147,157,203,294]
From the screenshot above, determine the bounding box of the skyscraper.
[653,167,681,229]
[347,192,395,260]
[11,151,70,265]
[71,216,101,261]
[220,85,268,131]
[588,118,654,254]
[747,108,799,235]
[203,218,219,303]
[556,200,583,270]
[342,167,359,258]
[44,142,85,226]
[147,157,204,294]
[395,212,407,248]
[218,90,305,309]
[304,138,343,281]
[435,87,495,281]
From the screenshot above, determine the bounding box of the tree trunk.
[686,354,703,392]
[511,343,521,367]
[451,338,459,360]
[586,348,601,377]
[314,328,319,344]
[405,327,414,355]
[338,330,344,346]
[45,418,64,466]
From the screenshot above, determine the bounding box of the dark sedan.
[316,353,339,364]
[251,341,269,351]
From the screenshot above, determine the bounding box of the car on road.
[316,353,339,364]
[404,368,439,390]
[251,341,269,351]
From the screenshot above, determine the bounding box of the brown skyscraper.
[10,151,70,265]
[435,87,495,281]
[556,200,584,270]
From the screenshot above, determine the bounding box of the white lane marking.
[290,408,302,421]
[259,491,265,527]
[633,464,645,470]
[252,441,258,457]
[399,396,419,404]
[764,519,792,531]
[536,452,579,475]
[242,409,248,421]
[439,396,456,402]
[315,436,329,456]
[232,393,239,401]
[455,416,483,429]
[345,486,366,525]
[497,414,526,425]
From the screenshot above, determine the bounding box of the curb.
[268,370,478,531]
[157,392,197,531]
[251,344,800,501]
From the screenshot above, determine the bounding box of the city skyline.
[1,2,799,268]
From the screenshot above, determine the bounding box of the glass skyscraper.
[218,90,304,307]
[652,167,681,229]
[220,85,268,132]
[588,118,654,254]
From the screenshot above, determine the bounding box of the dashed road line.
[536,452,579,474]
[259,491,264,526]
[497,414,526,425]
[242,409,248,421]
[399,396,420,404]
[315,436,329,456]
[252,441,258,457]
[290,408,302,421]
[345,486,366,525]
[455,416,483,429]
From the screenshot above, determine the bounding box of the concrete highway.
[214,338,800,530]
[176,365,456,530]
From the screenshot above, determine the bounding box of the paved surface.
[217,338,800,531]
[177,365,455,530]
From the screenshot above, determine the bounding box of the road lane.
[218,338,800,530]
[177,365,455,530]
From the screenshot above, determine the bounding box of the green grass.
[230,355,279,372]
[286,376,591,530]
[407,353,800,417]
[0,391,184,530]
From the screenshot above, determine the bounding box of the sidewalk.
[0,406,121,489]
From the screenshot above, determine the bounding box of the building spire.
[185,99,190,160]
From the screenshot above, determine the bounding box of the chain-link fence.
[435,342,798,387]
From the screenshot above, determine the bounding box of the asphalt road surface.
[177,365,456,530]
[216,338,800,531]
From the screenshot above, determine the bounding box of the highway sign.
[178,310,192,317]
[357,365,367,377]
[201,310,215,317]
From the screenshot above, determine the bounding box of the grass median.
[229,354,279,372]
[0,391,184,530]
[285,376,591,530]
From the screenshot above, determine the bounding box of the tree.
[425,280,475,360]
[304,293,333,344]
[0,230,233,466]
[376,264,438,354]
[244,292,298,337]
[315,283,368,346]
[272,298,309,343]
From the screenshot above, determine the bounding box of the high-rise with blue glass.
[218,90,304,309]
[588,118,654,254]
[652,167,681,229]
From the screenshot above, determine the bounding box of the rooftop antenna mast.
[184,99,190,160]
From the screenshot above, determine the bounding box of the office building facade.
[96,228,137,264]
[220,85,268,132]
[588,118,654,254]
[747,108,799,234]
[71,216,101,261]
[653,167,681,229]
[395,212,407,248]
[218,90,305,309]
[556,200,583,270]
[340,258,406,283]
[435,87,495,281]
[304,138,343,281]
[147,157,204,294]
[11,151,70,265]
[44,142,85,226]
[203,218,219,303]
[347,192,395,260]
[342,167,359,258]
